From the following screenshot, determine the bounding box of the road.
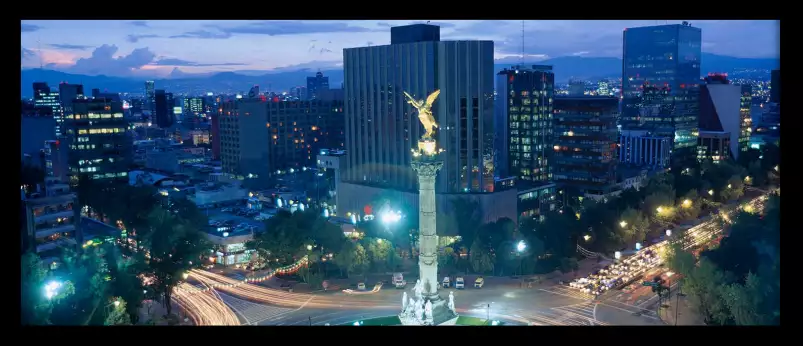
[181,268,663,326]
[176,189,776,326]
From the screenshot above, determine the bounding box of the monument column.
[411,159,442,298]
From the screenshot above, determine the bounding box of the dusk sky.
[21,20,779,79]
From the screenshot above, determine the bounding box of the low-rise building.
[204,228,254,266]
[697,131,731,163]
[21,178,81,263]
[188,182,247,208]
[517,182,557,221]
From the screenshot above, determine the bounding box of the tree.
[683,258,732,325]
[676,190,702,222]
[720,175,744,202]
[333,240,367,277]
[21,252,75,325]
[50,247,111,326]
[249,211,304,266]
[144,206,208,316]
[559,257,580,275]
[103,244,145,324]
[104,300,132,325]
[364,238,393,272]
[469,238,494,274]
[438,246,457,273]
[618,207,649,245]
[451,198,482,249]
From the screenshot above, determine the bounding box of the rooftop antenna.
[37,36,43,69]
[520,20,525,65]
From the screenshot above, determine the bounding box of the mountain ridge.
[21,53,778,98]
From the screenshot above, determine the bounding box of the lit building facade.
[22,186,81,262]
[338,24,516,225]
[64,99,132,181]
[739,84,752,154]
[697,131,730,163]
[219,98,344,188]
[495,65,555,185]
[33,82,61,130]
[622,23,701,167]
[343,25,496,194]
[552,96,619,195]
[306,72,330,100]
[698,74,744,161]
[517,182,556,221]
[145,81,155,113]
[58,83,84,138]
[618,130,671,168]
[182,97,205,128]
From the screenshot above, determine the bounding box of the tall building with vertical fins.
[338,24,516,224]
[622,22,701,168]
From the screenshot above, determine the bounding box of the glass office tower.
[622,23,701,168]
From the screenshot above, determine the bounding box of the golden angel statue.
[404,90,440,140]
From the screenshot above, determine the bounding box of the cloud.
[21,23,42,32]
[320,48,333,55]
[410,21,456,28]
[64,44,156,76]
[267,60,343,73]
[127,34,160,43]
[49,44,93,51]
[22,47,36,59]
[129,21,149,27]
[219,20,374,36]
[170,30,232,39]
[153,58,247,67]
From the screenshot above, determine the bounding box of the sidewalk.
[658,292,705,326]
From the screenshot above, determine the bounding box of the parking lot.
[205,207,267,233]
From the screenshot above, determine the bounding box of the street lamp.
[182,272,189,280]
[377,239,383,244]
[682,199,692,208]
[44,281,63,300]
[727,184,732,189]
[619,220,627,228]
[516,241,526,280]
[583,234,591,242]
[666,229,672,237]
[656,206,664,214]
[708,189,714,196]
[306,245,313,251]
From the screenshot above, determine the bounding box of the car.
[442,277,450,288]
[357,282,366,291]
[474,277,485,289]
[455,277,465,289]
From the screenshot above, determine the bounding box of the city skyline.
[21,20,779,79]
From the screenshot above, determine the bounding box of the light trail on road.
[173,282,241,326]
[188,269,398,310]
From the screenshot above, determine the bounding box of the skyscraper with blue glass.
[621,22,702,168]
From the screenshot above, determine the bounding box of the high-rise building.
[339,24,516,224]
[33,82,61,117]
[739,84,752,154]
[698,74,744,161]
[495,65,555,185]
[770,69,780,104]
[182,97,205,129]
[597,80,611,96]
[218,98,344,188]
[145,81,156,113]
[552,96,619,195]
[58,83,84,139]
[63,98,132,181]
[622,23,702,167]
[154,90,175,128]
[248,85,260,99]
[568,79,585,96]
[210,112,221,160]
[306,72,330,100]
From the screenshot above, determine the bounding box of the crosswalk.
[599,299,660,320]
[539,286,595,301]
[217,292,296,325]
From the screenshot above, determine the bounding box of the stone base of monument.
[399,295,458,326]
